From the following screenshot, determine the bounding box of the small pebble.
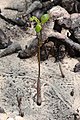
[0,107,5,113]
[70,89,74,96]
[18,72,25,76]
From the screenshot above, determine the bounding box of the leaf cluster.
[30,14,49,33]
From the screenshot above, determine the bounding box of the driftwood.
[44,29,80,52]
[18,29,80,59]
[0,13,26,27]
[0,42,22,58]
[23,1,42,17]
[18,17,80,59]
[0,5,80,59]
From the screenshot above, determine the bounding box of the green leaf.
[29,17,33,21]
[35,24,42,33]
[29,16,40,24]
[41,14,49,24]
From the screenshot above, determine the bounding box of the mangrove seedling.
[30,14,49,105]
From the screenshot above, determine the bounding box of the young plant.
[30,14,49,105]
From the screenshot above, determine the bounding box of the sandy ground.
[0,47,80,120]
[0,0,11,9]
[0,1,80,120]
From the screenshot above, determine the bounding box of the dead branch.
[42,28,80,52]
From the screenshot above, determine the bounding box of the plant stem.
[58,62,65,78]
[37,32,42,106]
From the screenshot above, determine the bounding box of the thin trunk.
[37,32,42,105]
